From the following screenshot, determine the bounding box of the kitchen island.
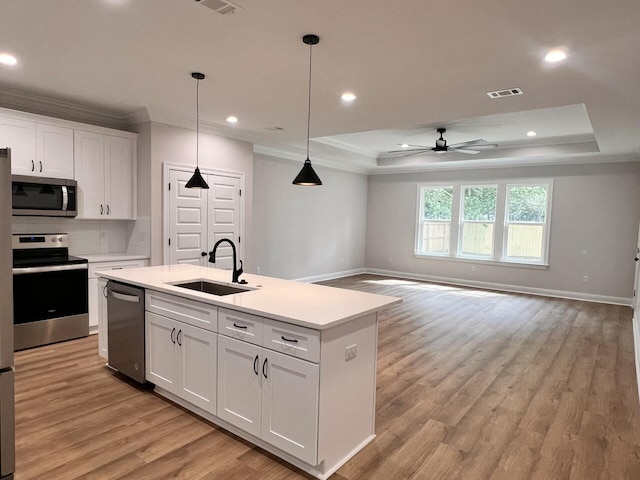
[98,264,401,479]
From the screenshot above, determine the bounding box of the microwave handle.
[61,186,68,211]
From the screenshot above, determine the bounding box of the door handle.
[253,355,259,375]
[635,257,639,262]
[176,329,182,346]
[201,252,207,257]
[262,357,268,379]
[170,327,176,344]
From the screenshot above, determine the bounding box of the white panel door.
[208,174,241,271]
[178,323,217,415]
[169,169,208,266]
[261,350,319,465]
[145,312,179,392]
[217,335,262,437]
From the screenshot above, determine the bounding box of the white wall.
[145,121,254,267]
[252,154,368,280]
[366,162,640,302]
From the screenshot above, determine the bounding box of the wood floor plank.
[13,274,640,479]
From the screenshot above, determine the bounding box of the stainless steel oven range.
[12,233,89,350]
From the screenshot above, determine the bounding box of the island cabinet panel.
[261,349,319,465]
[147,291,218,333]
[219,308,263,346]
[145,311,217,415]
[217,335,262,437]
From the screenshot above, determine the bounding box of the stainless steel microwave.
[12,175,77,217]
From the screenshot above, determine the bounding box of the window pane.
[424,187,453,220]
[506,224,543,259]
[463,187,496,221]
[421,187,453,254]
[422,221,450,253]
[508,186,547,222]
[461,222,494,256]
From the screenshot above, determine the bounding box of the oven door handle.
[12,263,88,275]
[107,289,140,303]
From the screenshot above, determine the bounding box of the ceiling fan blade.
[448,139,489,147]
[386,148,431,154]
[450,148,480,154]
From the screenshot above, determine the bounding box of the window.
[418,186,453,254]
[460,186,496,257]
[504,184,549,262]
[416,180,552,265]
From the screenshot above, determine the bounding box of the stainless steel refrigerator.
[0,148,15,479]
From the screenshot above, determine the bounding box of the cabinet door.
[74,130,105,219]
[217,335,262,437]
[88,277,99,330]
[98,278,108,359]
[178,323,217,415]
[145,312,179,392]
[105,135,134,219]
[1,117,36,175]
[262,350,319,465]
[36,123,74,179]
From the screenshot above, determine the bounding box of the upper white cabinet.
[0,116,74,179]
[75,130,136,219]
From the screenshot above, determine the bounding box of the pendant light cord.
[306,42,312,160]
[196,77,200,168]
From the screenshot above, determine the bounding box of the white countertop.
[98,264,401,330]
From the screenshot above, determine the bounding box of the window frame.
[415,179,553,267]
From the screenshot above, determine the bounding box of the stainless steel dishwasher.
[106,281,145,383]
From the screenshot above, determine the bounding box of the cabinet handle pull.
[262,358,268,379]
[106,204,110,215]
[100,204,104,215]
[281,336,298,343]
[39,160,42,172]
[170,327,176,344]
[177,329,182,346]
[233,323,248,329]
[253,355,259,375]
[31,160,34,172]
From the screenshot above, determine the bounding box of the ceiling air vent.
[195,0,242,15]
[486,87,523,99]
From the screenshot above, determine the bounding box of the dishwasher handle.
[107,288,141,303]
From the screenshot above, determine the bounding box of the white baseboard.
[634,311,640,404]
[294,268,367,284]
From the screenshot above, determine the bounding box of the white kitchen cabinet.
[146,312,218,415]
[74,130,136,219]
[0,116,73,179]
[217,323,319,465]
[97,277,108,359]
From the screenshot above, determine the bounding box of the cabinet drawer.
[219,308,263,346]
[146,290,217,333]
[89,260,147,278]
[263,318,320,363]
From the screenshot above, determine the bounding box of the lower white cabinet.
[97,277,108,358]
[146,312,217,415]
[217,335,319,465]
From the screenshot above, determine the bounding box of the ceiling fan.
[388,128,498,156]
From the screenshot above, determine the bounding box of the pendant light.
[185,72,209,189]
[293,34,323,186]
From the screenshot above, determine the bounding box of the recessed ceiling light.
[527,130,537,137]
[544,49,567,64]
[341,92,356,102]
[0,53,17,66]
[226,116,238,124]
[401,143,409,148]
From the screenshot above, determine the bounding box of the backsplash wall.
[12,217,149,257]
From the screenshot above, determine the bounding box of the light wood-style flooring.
[14,275,640,479]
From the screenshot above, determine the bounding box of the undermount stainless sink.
[172,280,252,296]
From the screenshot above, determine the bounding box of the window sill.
[413,253,549,270]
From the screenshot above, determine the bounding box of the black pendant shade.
[293,34,322,186]
[186,72,209,189]
[185,167,209,189]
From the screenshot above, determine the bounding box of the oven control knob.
[58,236,64,242]
[51,237,56,242]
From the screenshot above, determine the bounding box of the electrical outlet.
[583,275,589,283]
[345,344,357,361]
[256,267,261,274]
[471,265,476,272]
